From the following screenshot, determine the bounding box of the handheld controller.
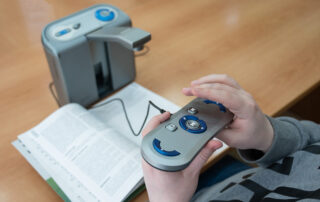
[141,98,234,172]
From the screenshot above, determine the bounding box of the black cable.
[49,82,166,136]
[49,82,61,107]
[49,82,165,135]
[134,45,150,57]
[149,100,166,114]
[49,81,166,136]
[92,98,166,136]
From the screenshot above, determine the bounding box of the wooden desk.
[0,0,319,201]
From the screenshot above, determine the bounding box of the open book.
[12,82,229,201]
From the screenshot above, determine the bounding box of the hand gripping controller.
[141,98,234,171]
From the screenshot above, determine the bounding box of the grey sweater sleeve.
[237,116,320,166]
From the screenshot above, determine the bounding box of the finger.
[215,119,250,149]
[191,83,246,115]
[141,158,155,173]
[191,74,241,89]
[215,128,238,147]
[187,140,223,173]
[182,87,194,96]
[142,112,171,137]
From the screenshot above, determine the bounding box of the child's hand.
[183,74,274,152]
[141,112,222,202]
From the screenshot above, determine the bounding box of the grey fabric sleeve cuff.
[237,116,303,167]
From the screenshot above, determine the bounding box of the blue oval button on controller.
[95,9,115,21]
[179,115,207,134]
[203,99,227,112]
[153,138,180,156]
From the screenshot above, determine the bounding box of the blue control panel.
[153,138,180,156]
[203,99,227,112]
[95,9,115,21]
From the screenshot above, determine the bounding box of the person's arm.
[238,116,320,166]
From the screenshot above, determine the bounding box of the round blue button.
[179,115,207,134]
[95,9,115,21]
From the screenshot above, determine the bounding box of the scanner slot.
[90,41,113,98]
[94,62,110,97]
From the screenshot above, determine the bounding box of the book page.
[15,136,91,202]
[18,103,143,201]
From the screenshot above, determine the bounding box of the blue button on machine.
[55,28,71,37]
[179,115,207,134]
[203,99,227,112]
[153,138,180,156]
[95,9,115,21]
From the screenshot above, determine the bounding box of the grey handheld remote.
[141,98,234,172]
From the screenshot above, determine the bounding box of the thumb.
[142,112,171,137]
[187,140,223,173]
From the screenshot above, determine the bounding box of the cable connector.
[149,101,166,114]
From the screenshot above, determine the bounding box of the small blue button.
[95,9,115,21]
[179,115,207,134]
[153,138,180,156]
[203,100,227,112]
[55,28,71,37]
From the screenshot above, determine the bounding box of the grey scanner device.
[141,98,234,172]
[41,4,151,107]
